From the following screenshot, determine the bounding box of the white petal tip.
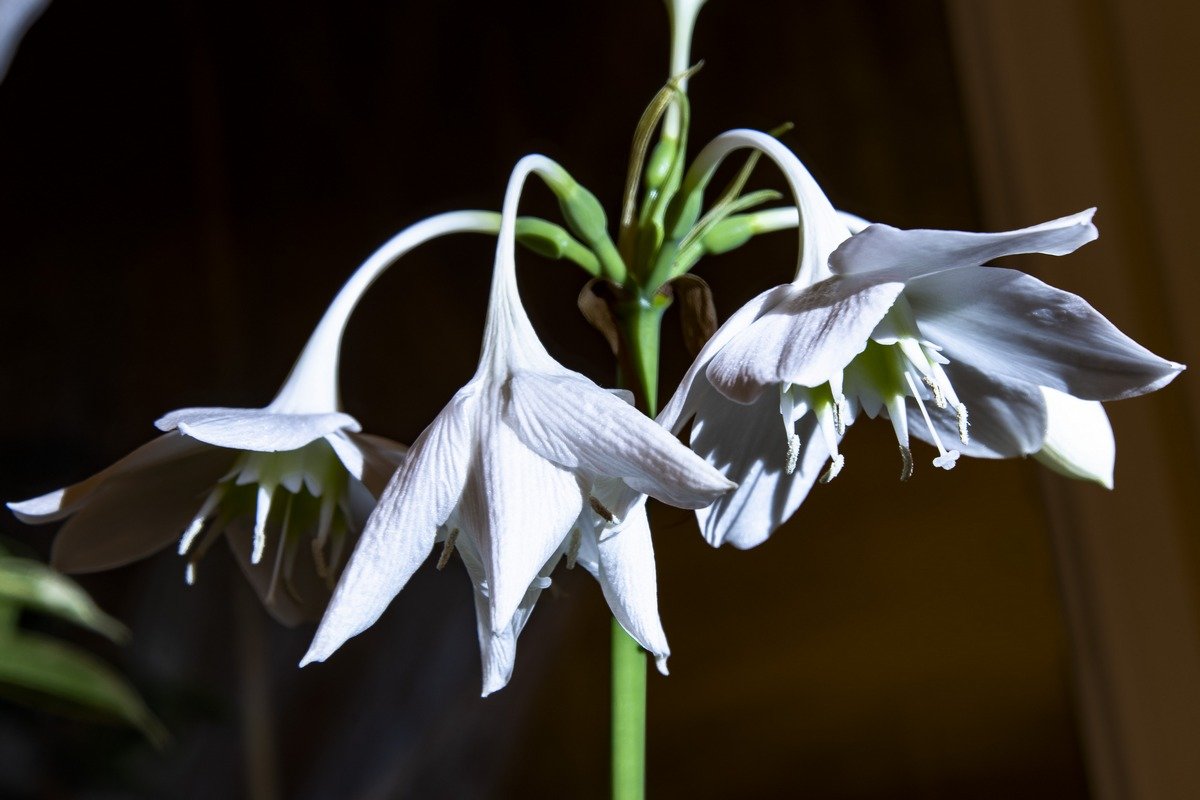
[655,655,670,676]
[297,652,321,668]
[933,450,960,470]
[7,491,66,522]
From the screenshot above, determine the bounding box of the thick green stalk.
[610,294,668,800]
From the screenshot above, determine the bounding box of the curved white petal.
[324,430,408,498]
[658,284,795,433]
[705,278,905,403]
[460,406,582,634]
[831,209,1098,280]
[1033,388,1115,488]
[301,387,477,665]
[907,267,1185,401]
[50,447,236,573]
[904,361,1047,459]
[587,503,670,673]
[504,370,734,511]
[689,378,831,548]
[156,407,360,453]
[453,530,554,697]
[8,432,207,523]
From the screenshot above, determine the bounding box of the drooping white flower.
[659,129,1184,549]
[8,211,498,622]
[301,155,734,692]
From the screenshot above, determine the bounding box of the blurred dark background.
[1,1,1196,798]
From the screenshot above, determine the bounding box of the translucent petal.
[1033,388,1115,488]
[907,266,1184,401]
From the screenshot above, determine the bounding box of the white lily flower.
[302,155,734,692]
[8,211,498,622]
[659,129,1184,549]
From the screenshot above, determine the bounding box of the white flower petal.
[301,388,477,665]
[504,370,734,510]
[588,504,670,673]
[461,407,582,634]
[830,209,1098,280]
[689,378,830,548]
[455,532,552,697]
[907,266,1185,401]
[156,407,360,452]
[7,432,207,523]
[1033,388,1115,488]
[904,362,1047,458]
[49,447,236,573]
[705,278,905,403]
[325,430,408,498]
[658,284,795,433]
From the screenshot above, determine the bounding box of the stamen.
[589,496,614,523]
[819,454,845,484]
[837,396,852,436]
[178,486,225,556]
[436,528,459,570]
[266,495,296,604]
[251,484,275,565]
[899,445,914,481]
[565,528,582,569]
[904,372,960,471]
[922,375,947,409]
[955,402,970,445]
[785,433,800,475]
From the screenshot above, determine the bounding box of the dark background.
[0,1,1100,797]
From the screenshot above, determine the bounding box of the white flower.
[301,155,734,693]
[7,211,497,622]
[659,130,1184,549]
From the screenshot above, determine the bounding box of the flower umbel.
[302,155,735,693]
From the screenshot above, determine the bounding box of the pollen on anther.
[819,453,845,484]
[566,528,582,570]
[923,375,947,409]
[436,528,459,571]
[956,403,970,445]
[589,496,614,523]
[785,433,800,475]
[899,445,914,481]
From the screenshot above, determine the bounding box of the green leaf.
[0,632,168,747]
[0,555,128,642]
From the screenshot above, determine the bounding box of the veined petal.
[324,430,408,498]
[1033,388,1115,488]
[301,387,477,665]
[503,370,734,510]
[689,378,830,548]
[586,504,670,673]
[658,284,795,433]
[156,407,361,453]
[830,209,1097,280]
[8,432,207,523]
[705,278,905,403]
[454,531,553,697]
[461,404,582,634]
[905,361,1047,459]
[907,266,1185,401]
[50,447,236,573]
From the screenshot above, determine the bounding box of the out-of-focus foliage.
[0,546,167,746]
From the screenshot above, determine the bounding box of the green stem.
[611,620,648,800]
[610,294,668,800]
